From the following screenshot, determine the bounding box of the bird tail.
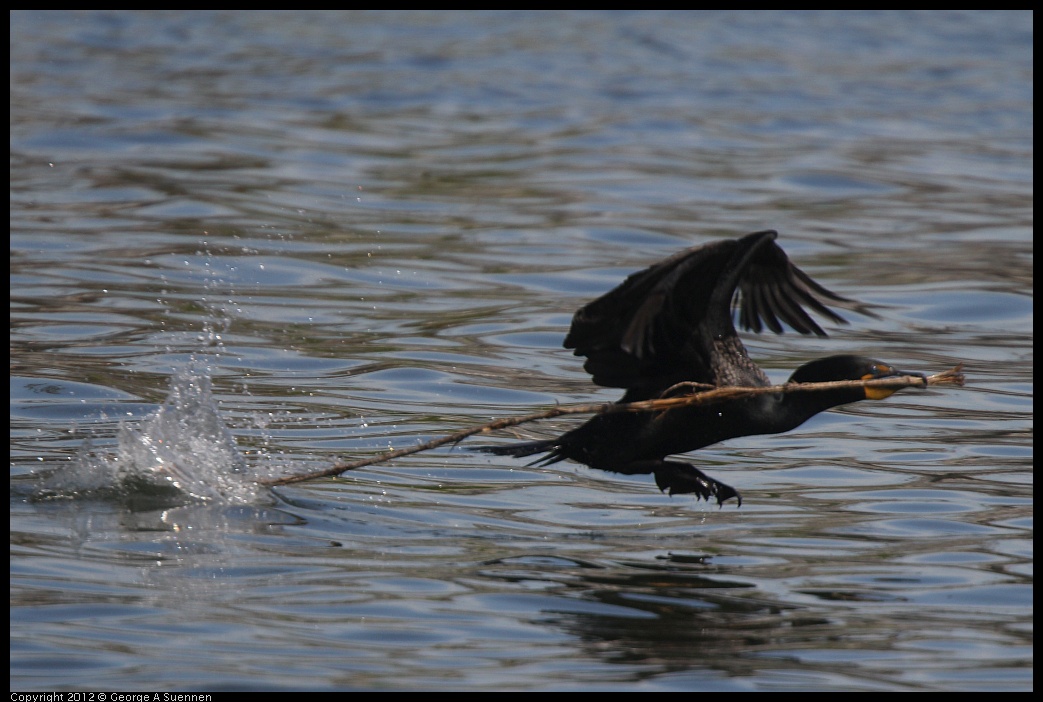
[470,438,563,465]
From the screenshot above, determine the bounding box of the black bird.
[475,230,926,506]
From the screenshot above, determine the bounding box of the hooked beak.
[889,366,928,387]
[864,364,928,400]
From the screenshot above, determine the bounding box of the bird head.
[789,355,927,401]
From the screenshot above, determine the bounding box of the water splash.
[39,365,265,505]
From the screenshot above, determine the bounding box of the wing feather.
[565,231,865,396]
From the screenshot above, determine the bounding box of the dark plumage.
[475,230,925,506]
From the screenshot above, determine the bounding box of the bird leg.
[607,460,742,507]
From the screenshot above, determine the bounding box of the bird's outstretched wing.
[563,230,861,396]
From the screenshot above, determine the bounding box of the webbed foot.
[652,461,742,507]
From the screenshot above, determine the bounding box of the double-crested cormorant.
[475,230,926,506]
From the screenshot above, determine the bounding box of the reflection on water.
[10,10,1032,692]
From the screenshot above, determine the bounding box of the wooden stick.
[258,364,964,487]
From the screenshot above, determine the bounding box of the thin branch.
[258,364,964,487]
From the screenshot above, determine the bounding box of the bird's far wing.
[564,231,865,394]
[563,235,744,392]
[736,237,856,337]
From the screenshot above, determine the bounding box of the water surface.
[11,10,1032,691]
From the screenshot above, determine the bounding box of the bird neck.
[773,386,865,432]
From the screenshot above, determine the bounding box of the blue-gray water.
[10,11,1032,691]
